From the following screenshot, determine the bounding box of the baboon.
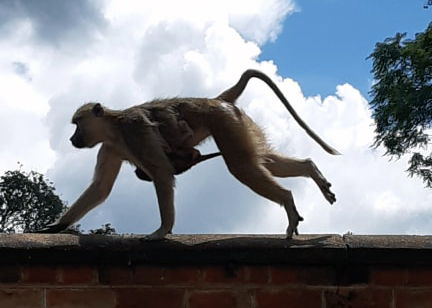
[39,69,338,239]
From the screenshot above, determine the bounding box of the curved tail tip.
[330,148,342,155]
[323,145,341,155]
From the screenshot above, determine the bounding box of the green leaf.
[368,22,432,187]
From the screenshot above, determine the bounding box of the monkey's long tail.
[217,69,340,155]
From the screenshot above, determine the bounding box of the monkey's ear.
[92,103,104,117]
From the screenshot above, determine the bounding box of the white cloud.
[0,68,55,174]
[0,0,106,46]
[0,0,430,236]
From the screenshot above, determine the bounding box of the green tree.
[0,168,66,232]
[368,22,432,187]
[89,223,117,235]
[0,167,117,234]
[63,223,117,235]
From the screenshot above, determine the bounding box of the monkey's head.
[70,103,109,148]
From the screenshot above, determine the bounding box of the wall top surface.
[0,234,431,266]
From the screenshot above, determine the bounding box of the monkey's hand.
[35,223,69,234]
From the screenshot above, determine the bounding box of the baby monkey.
[135,150,221,181]
[134,107,221,181]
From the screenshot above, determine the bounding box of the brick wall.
[0,234,431,308]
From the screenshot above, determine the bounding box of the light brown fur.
[39,69,338,239]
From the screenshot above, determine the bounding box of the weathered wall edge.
[0,234,431,266]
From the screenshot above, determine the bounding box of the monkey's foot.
[314,175,336,205]
[321,181,336,204]
[144,227,171,241]
[286,215,304,239]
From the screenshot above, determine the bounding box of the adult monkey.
[39,69,338,239]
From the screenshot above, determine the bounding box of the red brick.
[163,267,200,285]
[0,289,43,308]
[237,291,255,307]
[406,268,432,286]
[0,266,20,283]
[21,266,59,284]
[270,267,303,285]
[256,288,322,308]
[271,266,348,286]
[99,266,133,285]
[396,289,432,308]
[133,266,199,285]
[303,267,337,285]
[245,266,270,284]
[203,266,246,284]
[189,291,237,308]
[115,288,184,308]
[324,288,393,308]
[133,266,165,285]
[371,268,407,286]
[46,289,116,308]
[60,266,97,284]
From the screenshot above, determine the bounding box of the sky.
[0,0,431,236]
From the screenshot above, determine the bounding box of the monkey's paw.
[144,228,171,241]
[318,180,336,205]
[286,215,304,239]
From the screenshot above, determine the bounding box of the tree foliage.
[63,223,117,235]
[0,167,117,234]
[89,223,117,235]
[368,22,432,187]
[0,168,66,232]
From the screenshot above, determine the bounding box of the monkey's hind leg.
[263,153,336,204]
[226,161,304,238]
[210,119,303,238]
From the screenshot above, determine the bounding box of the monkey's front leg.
[38,145,122,233]
[145,173,176,240]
